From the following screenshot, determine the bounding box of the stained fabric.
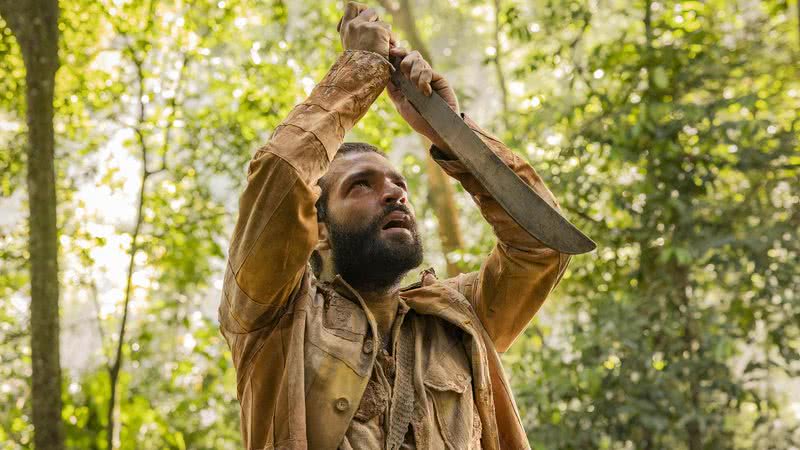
[340,300,484,450]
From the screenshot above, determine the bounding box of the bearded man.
[219,3,570,449]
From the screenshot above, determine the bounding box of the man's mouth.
[381,211,411,231]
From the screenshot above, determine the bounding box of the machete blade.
[390,61,596,255]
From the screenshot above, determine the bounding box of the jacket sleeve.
[435,114,571,353]
[219,50,392,334]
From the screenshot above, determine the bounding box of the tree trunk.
[379,0,465,276]
[0,0,65,449]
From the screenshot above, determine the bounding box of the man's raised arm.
[387,46,571,353]
[432,124,571,352]
[219,4,393,335]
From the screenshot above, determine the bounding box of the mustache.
[382,203,412,219]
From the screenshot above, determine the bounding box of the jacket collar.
[327,267,439,301]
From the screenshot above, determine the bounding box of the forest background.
[1,0,798,449]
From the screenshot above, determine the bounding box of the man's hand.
[387,46,460,155]
[339,2,394,58]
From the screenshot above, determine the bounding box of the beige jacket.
[219,50,570,449]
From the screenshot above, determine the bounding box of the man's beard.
[328,204,423,292]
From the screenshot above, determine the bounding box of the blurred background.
[1,0,798,448]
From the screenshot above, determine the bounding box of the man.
[219,2,570,449]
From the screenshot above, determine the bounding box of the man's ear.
[316,222,331,251]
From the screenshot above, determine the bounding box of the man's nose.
[382,181,407,205]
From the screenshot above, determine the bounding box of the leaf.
[652,66,669,90]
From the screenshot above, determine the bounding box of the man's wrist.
[320,50,392,100]
[343,49,392,66]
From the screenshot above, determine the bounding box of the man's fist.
[387,46,460,156]
[338,2,394,57]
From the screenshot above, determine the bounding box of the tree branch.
[104,5,158,445]
[105,51,150,450]
[491,0,510,131]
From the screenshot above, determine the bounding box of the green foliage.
[496,0,799,448]
[0,0,797,448]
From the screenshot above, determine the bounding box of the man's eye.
[352,180,369,189]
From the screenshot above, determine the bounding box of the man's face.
[323,151,423,291]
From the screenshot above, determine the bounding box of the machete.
[389,57,596,255]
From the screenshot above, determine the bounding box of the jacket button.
[334,397,349,412]
[362,338,374,354]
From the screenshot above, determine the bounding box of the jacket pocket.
[306,290,372,377]
[423,351,478,450]
[323,295,365,342]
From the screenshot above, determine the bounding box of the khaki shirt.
[340,296,482,450]
[219,50,570,450]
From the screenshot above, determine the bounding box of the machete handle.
[388,54,401,70]
[388,54,405,80]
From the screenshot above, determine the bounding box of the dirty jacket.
[219,50,570,450]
